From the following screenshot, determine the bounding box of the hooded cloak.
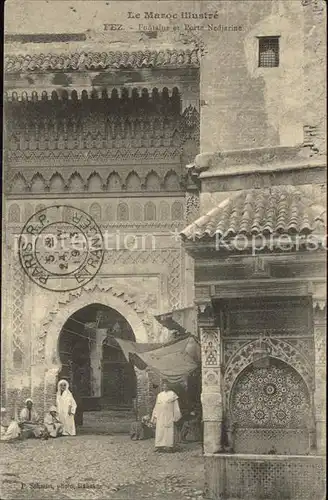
[56,379,77,436]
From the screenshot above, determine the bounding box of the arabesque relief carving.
[224,338,314,405]
[5,103,199,170]
[35,284,153,365]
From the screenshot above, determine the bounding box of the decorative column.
[313,300,326,454]
[5,230,33,415]
[185,170,200,225]
[199,303,223,454]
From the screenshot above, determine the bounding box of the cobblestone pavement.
[0,435,205,500]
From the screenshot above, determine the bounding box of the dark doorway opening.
[58,303,137,414]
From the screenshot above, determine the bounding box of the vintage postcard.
[1,1,326,499]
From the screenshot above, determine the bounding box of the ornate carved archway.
[40,286,149,409]
[43,286,148,369]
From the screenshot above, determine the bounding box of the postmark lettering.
[18,205,104,292]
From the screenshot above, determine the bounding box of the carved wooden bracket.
[197,301,215,326]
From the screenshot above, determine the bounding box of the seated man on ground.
[0,408,21,442]
[19,399,48,439]
[44,406,63,438]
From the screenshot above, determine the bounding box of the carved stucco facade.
[3,24,201,412]
[3,210,194,412]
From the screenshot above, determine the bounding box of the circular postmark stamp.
[18,205,104,291]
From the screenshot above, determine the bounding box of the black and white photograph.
[1,1,326,499]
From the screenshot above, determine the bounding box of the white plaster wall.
[199,1,306,151]
[243,1,305,147]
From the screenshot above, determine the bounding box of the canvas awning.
[116,335,200,384]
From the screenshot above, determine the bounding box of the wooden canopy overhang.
[180,184,327,321]
[4,47,200,104]
[4,48,200,73]
[181,185,326,247]
[4,45,201,176]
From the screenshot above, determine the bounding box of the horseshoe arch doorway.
[57,303,137,412]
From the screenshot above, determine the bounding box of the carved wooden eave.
[182,237,327,259]
[4,47,200,111]
[194,275,326,303]
[4,43,201,178]
[154,306,198,336]
[4,83,198,104]
[193,252,326,305]
[4,75,200,101]
[193,253,326,284]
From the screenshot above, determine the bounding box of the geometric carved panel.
[223,340,247,366]
[233,428,310,455]
[231,359,311,454]
[201,328,219,367]
[223,337,315,368]
[225,298,312,336]
[231,360,310,429]
[288,338,315,364]
[213,455,326,500]
[224,338,314,403]
[104,249,182,309]
[11,258,25,368]
[314,327,326,365]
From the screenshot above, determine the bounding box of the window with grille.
[258,37,279,67]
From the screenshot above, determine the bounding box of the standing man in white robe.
[56,380,77,436]
[151,381,181,452]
